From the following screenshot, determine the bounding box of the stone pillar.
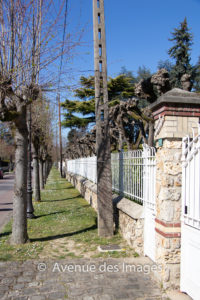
[149,88,200,289]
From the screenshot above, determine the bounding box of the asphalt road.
[0,173,14,232]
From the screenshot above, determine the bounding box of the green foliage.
[62,113,95,128]
[62,99,95,115]
[62,74,135,130]
[193,57,200,92]
[168,17,194,88]
[108,75,135,102]
[74,76,95,99]
[119,66,136,84]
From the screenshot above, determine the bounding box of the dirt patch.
[39,237,99,259]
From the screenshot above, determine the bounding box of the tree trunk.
[32,142,41,202]
[43,159,46,185]
[148,121,154,147]
[118,131,123,151]
[39,159,44,189]
[11,107,29,244]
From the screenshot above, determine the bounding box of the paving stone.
[46,291,67,299]
[28,281,40,287]
[7,289,21,297]
[0,284,10,291]
[17,276,33,283]
[22,287,39,295]
[13,283,26,289]
[86,287,103,295]
[29,295,46,300]
[0,258,165,300]
[0,292,7,299]
[113,291,131,299]
[82,296,95,300]
[97,295,113,300]
[1,277,16,284]
[69,287,86,297]
[11,297,28,300]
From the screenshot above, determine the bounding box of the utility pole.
[57,93,63,177]
[93,0,113,237]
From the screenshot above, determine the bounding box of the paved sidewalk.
[0,257,167,300]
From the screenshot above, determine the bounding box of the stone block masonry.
[150,88,200,290]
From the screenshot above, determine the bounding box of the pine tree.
[193,57,200,92]
[61,74,135,129]
[168,17,194,88]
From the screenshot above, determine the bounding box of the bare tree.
[0,0,83,244]
[32,95,54,197]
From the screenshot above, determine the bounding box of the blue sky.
[57,0,200,140]
[65,0,200,82]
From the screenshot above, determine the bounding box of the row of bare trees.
[32,97,54,202]
[0,0,81,244]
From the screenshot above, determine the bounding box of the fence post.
[119,150,124,196]
[149,88,200,289]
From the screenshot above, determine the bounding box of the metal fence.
[67,156,97,184]
[111,150,144,204]
[67,144,156,205]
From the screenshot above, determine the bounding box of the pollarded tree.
[168,17,195,89]
[32,95,53,201]
[0,0,82,244]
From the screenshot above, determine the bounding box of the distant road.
[0,173,14,232]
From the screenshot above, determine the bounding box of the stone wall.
[66,172,144,255]
[155,139,182,289]
[149,88,200,290]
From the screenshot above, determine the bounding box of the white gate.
[181,130,200,300]
[143,144,156,262]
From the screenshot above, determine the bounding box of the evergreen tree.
[119,66,136,84]
[193,57,200,92]
[62,74,135,130]
[168,17,194,88]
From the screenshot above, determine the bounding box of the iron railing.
[67,144,156,206]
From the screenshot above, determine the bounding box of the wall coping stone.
[149,88,200,112]
[83,180,97,193]
[116,198,144,220]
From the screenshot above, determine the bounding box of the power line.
[57,0,68,177]
[58,0,68,91]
